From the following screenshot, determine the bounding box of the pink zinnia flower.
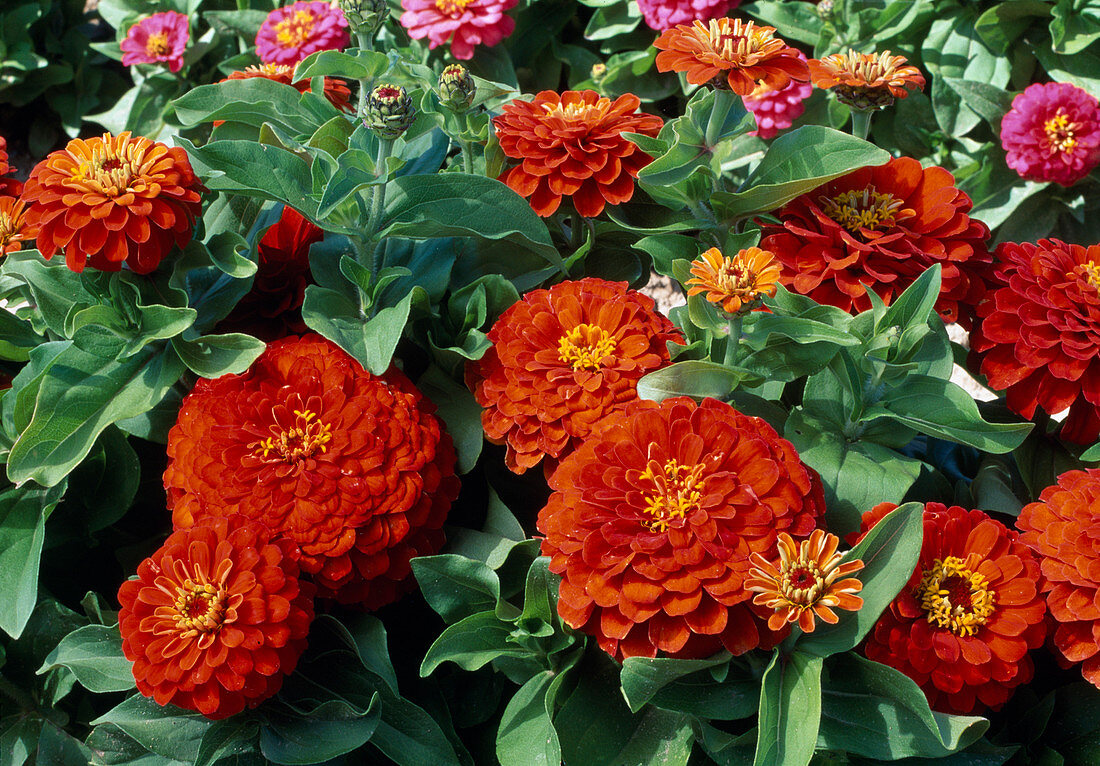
[1001,82,1100,187]
[400,0,517,60]
[635,0,739,32]
[743,51,812,139]
[120,11,189,73]
[256,1,350,65]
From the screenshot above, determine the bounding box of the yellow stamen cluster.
[821,186,910,232]
[275,9,317,47]
[543,97,610,123]
[706,18,786,63]
[69,135,152,197]
[917,556,997,637]
[686,246,781,315]
[253,409,334,462]
[1083,260,1100,289]
[1044,110,1080,155]
[638,459,706,532]
[435,0,475,14]
[558,323,617,371]
[172,581,228,634]
[145,32,171,56]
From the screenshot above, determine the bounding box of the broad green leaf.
[878,264,941,334]
[294,49,390,81]
[172,78,333,133]
[302,285,423,376]
[943,77,1014,127]
[91,694,212,762]
[923,12,1011,137]
[754,651,822,766]
[172,333,266,378]
[420,611,530,676]
[194,718,260,766]
[637,360,762,402]
[621,652,757,719]
[38,623,134,693]
[415,365,485,474]
[259,697,381,765]
[411,554,501,623]
[0,483,66,638]
[495,672,560,766]
[0,309,44,362]
[975,1,1051,53]
[2,250,101,337]
[1051,0,1100,54]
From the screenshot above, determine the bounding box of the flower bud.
[340,0,387,36]
[816,0,834,19]
[438,64,476,111]
[365,83,415,139]
[590,62,608,83]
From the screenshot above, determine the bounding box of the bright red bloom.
[165,334,460,608]
[21,132,204,274]
[539,397,825,661]
[1001,82,1100,187]
[1018,468,1100,688]
[969,238,1100,443]
[218,206,321,341]
[117,516,314,719]
[466,278,683,475]
[0,197,36,256]
[855,502,1047,715]
[0,136,23,197]
[222,64,352,112]
[493,90,662,217]
[759,156,991,326]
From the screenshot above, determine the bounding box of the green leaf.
[0,483,66,638]
[415,365,484,474]
[495,672,560,766]
[259,696,381,765]
[91,694,212,762]
[420,611,530,676]
[38,623,134,693]
[294,49,391,81]
[878,264,941,334]
[173,78,333,133]
[411,554,501,624]
[302,285,423,376]
[0,309,44,362]
[1051,0,1100,54]
[975,2,1051,53]
[943,77,1014,127]
[923,11,1011,137]
[194,718,260,766]
[636,360,762,402]
[797,503,924,657]
[620,652,755,718]
[754,651,822,766]
[172,333,266,378]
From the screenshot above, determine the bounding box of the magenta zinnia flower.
[635,0,739,32]
[120,11,189,73]
[400,0,517,60]
[256,1,350,65]
[1001,82,1100,187]
[743,51,812,139]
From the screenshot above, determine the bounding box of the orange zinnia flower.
[853,502,1047,714]
[165,334,460,608]
[686,246,781,314]
[222,64,352,112]
[0,197,36,256]
[466,278,683,475]
[0,136,22,197]
[653,18,809,96]
[117,516,314,719]
[1018,468,1100,688]
[21,131,204,274]
[809,49,925,110]
[539,397,825,661]
[746,529,863,633]
[493,90,663,217]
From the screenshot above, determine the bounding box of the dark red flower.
[0,136,23,197]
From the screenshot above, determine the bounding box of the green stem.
[723,313,743,366]
[368,138,396,271]
[460,139,474,175]
[570,211,584,251]
[850,109,872,140]
[354,31,374,120]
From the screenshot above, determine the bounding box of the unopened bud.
[438,64,476,111]
[816,0,834,19]
[590,62,607,83]
[340,0,387,36]
[365,83,415,139]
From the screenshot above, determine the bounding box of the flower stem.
[850,109,872,140]
[368,138,395,270]
[723,313,743,366]
[354,31,374,119]
[461,139,474,174]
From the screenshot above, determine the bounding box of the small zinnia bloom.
[970,238,1100,444]
[743,54,813,139]
[1001,82,1100,187]
[222,64,352,112]
[493,90,662,217]
[635,0,739,32]
[746,529,864,633]
[0,136,23,197]
[400,0,517,60]
[653,18,809,96]
[256,1,350,65]
[854,502,1047,714]
[117,516,314,719]
[0,197,36,256]
[1018,468,1100,688]
[466,277,683,475]
[165,334,460,608]
[685,246,781,315]
[809,49,925,110]
[21,131,204,274]
[120,11,190,73]
[759,156,991,326]
[539,396,825,661]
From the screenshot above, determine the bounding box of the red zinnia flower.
[117,516,314,719]
[466,277,683,475]
[539,397,825,661]
[165,334,460,608]
[222,65,352,113]
[1001,82,1100,187]
[0,136,23,197]
[21,132,204,274]
[969,238,1100,443]
[218,206,321,341]
[759,156,991,326]
[493,90,663,217]
[0,197,36,257]
[854,502,1047,714]
[1018,468,1100,688]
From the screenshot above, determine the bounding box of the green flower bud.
[340,0,387,35]
[365,83,415,139]
[816,0,834,19]
[438,64,476,111]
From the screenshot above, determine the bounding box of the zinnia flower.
[120,11,189,73]
[635,0,739,32]
[653,18,809,96]
[0,197,36,257]
[1001,82,1100,187]
[0,136,22,197]
[217,206,322,341]
[970,238,1100,444]
[165,334,460,608]
[493,90,662,217]
[742,52,812,139]
[117,516,314,719]
[746,529,864,633]
[256,1,350,65]
[809,49,925,110]
[222,64,352,112]
[21,132,204,274]
[466,278,683,475]
[400,0,517,60]
[854,502,1047,714]
[1018,468,1100,688]
[685,246,781,314]
[539,396,825,661]
[759,156,991,326]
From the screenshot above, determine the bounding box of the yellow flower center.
[715,258,758,295]
[777,561,827,607]
[253,409,334,462]
[1044,110,1079,154]
[639,459,706,532]
[821,186,908,232]
[1083,260,1100,289]
[558,323,617,371]
[708,19,781,62]
[173,581,228,634]
[435,0,475,15]
[145,32,171,57]
[275,9,317,47]
[71,140,148,197]
[917,556,996,637]
[543,98,609,123]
